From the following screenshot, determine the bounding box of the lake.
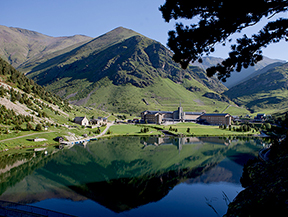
[0,136,265,216]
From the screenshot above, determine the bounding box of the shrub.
[35,124,42,131]
[142,127,149,133]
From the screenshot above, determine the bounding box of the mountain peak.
[94,26,143,42]
[110,26,140,34]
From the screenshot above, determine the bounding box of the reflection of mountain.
[0,151,55,196]
[69,163,217,213]
[187,158,243,184]
[0,137,261,213]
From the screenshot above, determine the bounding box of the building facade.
[74,116,89,126]
[141,106,203,124]
[199,113,232,126]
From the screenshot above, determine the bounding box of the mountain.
[192,56,224,70]
[0,25,92,69]
[22,27,247,114]
[223,57,286,88]
[224,62,288,113]
[238,61,285,84]
[192,56,286,88]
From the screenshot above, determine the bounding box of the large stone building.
[141,106,203,124]
[198,113,232,126]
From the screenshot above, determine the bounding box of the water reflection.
[0,137,264,216]
[141,136,234,150]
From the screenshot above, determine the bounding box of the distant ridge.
[192,56,286,88]
[0,25,92,68]
[224,62,288,113]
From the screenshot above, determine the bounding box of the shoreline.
[0,122,263,153]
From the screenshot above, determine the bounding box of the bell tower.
[178,101,184,121]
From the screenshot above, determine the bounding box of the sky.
[1,0,288,61]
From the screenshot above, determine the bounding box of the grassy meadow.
[152,122,259,136]
[0,120,260,152]
[106,124,162,136]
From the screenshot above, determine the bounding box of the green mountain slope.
[0,58,114,151]
[19,27,142,75]
[24,27,243,114]
[0,25,92,69]
[224,62,288,113]
[192,56,285,88]
[238,62,285,84]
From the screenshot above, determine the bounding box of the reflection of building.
[141,137,203,150]
[199,113,232,126]
[199,137,231,146]
[141,106,203,124]
[140,136,232,151]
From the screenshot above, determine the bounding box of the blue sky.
[1,0,287,61]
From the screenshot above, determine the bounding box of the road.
[95,122,114,138]
[0,122,114,144]
[0,131,56,143]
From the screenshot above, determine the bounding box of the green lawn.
[154,122,258,136]
[0,124,107,151]
[107,124,162,136]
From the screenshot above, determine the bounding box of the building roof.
[144,110,173,115]
[74,117,87,122]
[201,113,230,117]
[185,112,203,115]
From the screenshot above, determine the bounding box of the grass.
[107,122,259,137]
[0,124,107,151]
[154,122,258,136]
[106,124,162,136]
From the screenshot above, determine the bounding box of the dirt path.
[0,131,56,142]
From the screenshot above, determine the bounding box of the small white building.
[34,138,47,142]
[74,116,89,126]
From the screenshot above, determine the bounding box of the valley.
[0,24,287,217]
[1,0,288,215]
[0,25,286,152]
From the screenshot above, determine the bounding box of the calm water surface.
[0,136,265,216]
